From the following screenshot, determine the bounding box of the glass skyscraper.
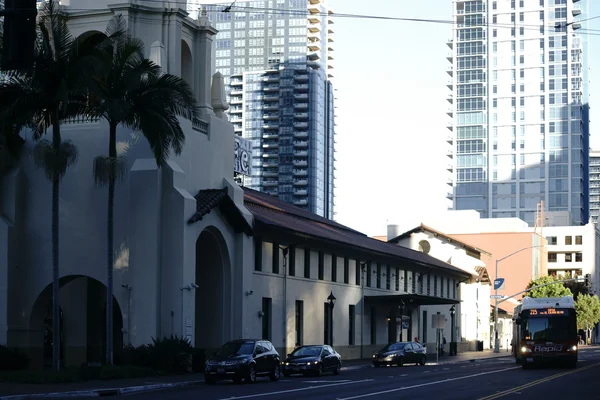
[447,0,589,225]
[192,0,336,219]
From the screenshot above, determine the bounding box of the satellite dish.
[418,240,431,254]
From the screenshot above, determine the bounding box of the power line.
[10,1,600,37]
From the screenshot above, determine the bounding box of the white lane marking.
[400,374,408,377]
[337,367,520,400]
[423,371,430,373]
[303,380,351,383]
[215,379,373,400]
[443,368,450,371]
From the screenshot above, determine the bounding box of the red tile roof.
[243,188,471,278]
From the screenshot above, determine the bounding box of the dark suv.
[204,339,281,384]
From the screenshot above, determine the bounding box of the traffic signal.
[584,274,591,288]
[1,0,38,70]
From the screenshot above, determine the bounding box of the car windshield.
[291,346,322,357]
[381,343,406,352]
[216,341,255,357]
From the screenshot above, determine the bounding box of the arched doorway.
[30,276,123,368]
[181,39,193,87]
[195,227,231,351]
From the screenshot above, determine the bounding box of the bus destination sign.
[528,308,568,316]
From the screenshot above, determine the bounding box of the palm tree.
[87,16,199,365]
[0,0,93,371]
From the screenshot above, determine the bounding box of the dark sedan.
[204,339,281,384]
[372,341,427,367]
[282,345,341,377]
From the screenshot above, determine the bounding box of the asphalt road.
[123,349,600,400]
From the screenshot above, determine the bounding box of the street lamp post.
[399,301,406,342]
[450,305,456,356]
[493,245,545,353]
[327,291,336,346]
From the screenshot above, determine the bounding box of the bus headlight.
[521,346,532,353]
[567,345,577,352]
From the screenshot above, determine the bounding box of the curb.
[0,380,205,400]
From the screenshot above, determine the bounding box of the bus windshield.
[521,316,574,342]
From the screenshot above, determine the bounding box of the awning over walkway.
[365,294,460,306]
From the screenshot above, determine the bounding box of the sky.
[329,0,600,237]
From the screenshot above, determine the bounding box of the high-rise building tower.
[589,149,600,224]
[190,0,336,219]
[447,0,589,226]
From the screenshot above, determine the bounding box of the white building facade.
[0,1,472,368]
[387,224,492,352]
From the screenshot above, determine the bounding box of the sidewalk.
[0,350,512,399]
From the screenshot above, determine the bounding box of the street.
[120,348,600,399]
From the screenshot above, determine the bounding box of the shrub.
[147,335,193,374]
[0,345,30,370]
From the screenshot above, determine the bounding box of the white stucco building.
[0,0,474,369]
[387,224,492,351]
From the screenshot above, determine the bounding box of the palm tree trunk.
[51,116,61,371]
[106,122,117,366]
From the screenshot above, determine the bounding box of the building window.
[262,297,272,340]
[355,261,361,286]
[331,255,337,282]
[324,303,330,345]
[547,236,557,245]
[404,270,408,292]
[441,277,445,297]
[288,246,295,276]
[434,276,438,296]
[304,248,310,278]
[566,253,573,262]
[453,279,456,299]
[412,273,417,293]
[565,236,572,245]
[344,257,350,284]
[419,273,424,294]
[548,253,557,263]
[295,300,303,346]
[576,253,582,262]
[349,305,356,346]
[318,251,324,280]
[370,306,377,345]
[422,310,428,343]
[272,243,279,274]
[395,267,400,291]
[386,265,391,290]
[255,240,263,271]
[367,263,372,287]
[447,279,450,298]
[575,236,583,245]
[376,263,381,289]
[427,275,431,295]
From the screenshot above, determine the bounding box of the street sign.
[490,294,505,299]
[494,278,505,291]
[432,313,446,329]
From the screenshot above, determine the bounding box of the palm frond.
[33,139,78,180]
[92,155,127,186]
[103,14,128,49]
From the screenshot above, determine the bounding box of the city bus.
[512,296,578,369]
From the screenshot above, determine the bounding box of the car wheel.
[333,362,341,375]
[269,363,281,381]
[246,364,257,383]
[419,356,426,366]
[316,363,323,376]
